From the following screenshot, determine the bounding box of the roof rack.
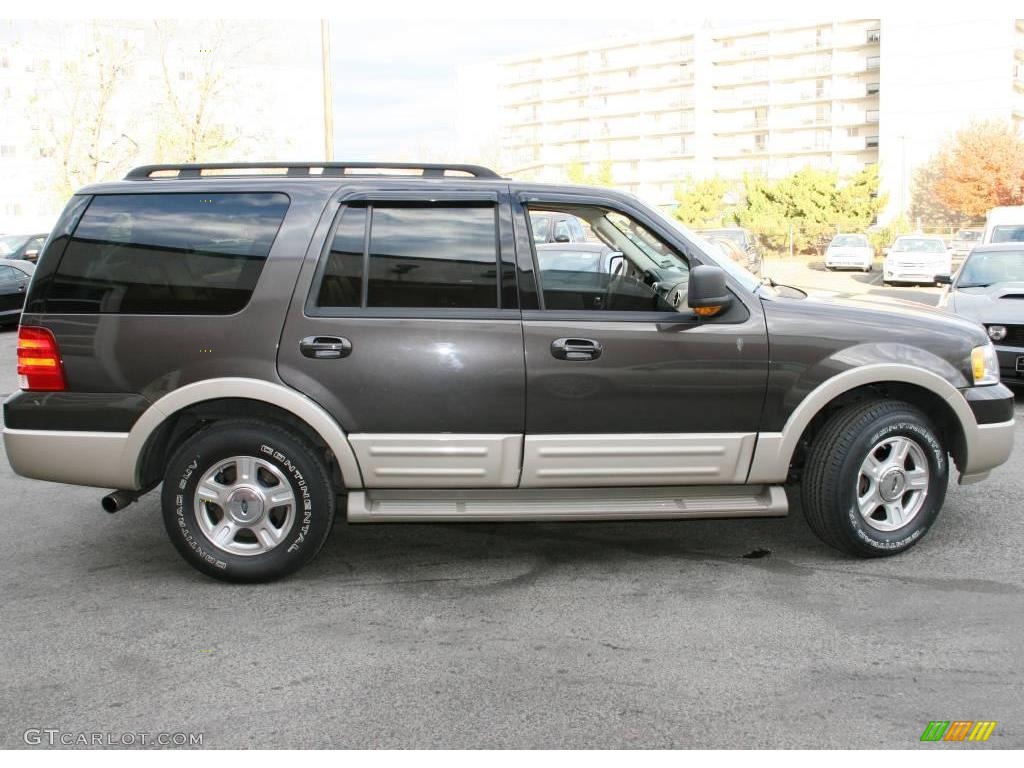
[124,162,502,180]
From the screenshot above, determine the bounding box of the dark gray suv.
[3,162,1016,582]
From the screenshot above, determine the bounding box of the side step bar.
[347,485,788,523]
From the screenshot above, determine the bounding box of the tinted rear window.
[45,192,289,314]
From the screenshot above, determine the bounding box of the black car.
[0,259,34,326]
[0,233,48,263]
[1,161,1014,582]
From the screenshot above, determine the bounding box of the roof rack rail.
[124,162,502,180]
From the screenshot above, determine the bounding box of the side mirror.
[688,265,732,318]
[24,249,39,261]
[934,274,952,285]
[553,232,570,243]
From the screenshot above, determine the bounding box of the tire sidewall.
[835,411,947,555]
[162,424,333,582]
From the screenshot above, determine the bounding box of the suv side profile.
[3,162,1016,582]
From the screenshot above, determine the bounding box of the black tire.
[800,399,948,557]
[161,419,336,582]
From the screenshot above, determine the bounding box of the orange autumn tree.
[932,120,1024,218]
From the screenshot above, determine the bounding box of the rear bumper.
[2,427,135,489]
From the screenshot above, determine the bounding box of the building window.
[0,145,16,158]
[866,136,879,149]
[866,109,880,123]
[867,82,880,96]
[866,55,880,70]
[867,28,880,44]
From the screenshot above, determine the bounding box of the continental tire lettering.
[259,443,314,555]
[176,459,227,570]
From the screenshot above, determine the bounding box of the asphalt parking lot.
[2,266,1022,749]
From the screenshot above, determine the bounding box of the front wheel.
[800,399,948,557]
[161,420,336,582]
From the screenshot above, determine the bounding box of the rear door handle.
[299,335,352,359]
[551,337,603,361]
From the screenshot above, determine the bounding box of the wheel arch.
[748,364,973,483]
[124,378,363,491]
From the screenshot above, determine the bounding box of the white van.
[983,206,1024,244]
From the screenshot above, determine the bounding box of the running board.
[346,485,788,523]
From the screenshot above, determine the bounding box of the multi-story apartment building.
[497,18,1024,219]
[0,20,326,234]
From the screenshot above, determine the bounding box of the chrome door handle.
[551,337,603,361]
[299,335,352,359]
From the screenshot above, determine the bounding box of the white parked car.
[883,235,953,286]
[824,233,873,272]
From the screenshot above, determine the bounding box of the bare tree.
[32,24,139,203]
[154,21,253,162]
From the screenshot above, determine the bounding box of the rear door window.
[45,192,289,314]
[314,203,501,310]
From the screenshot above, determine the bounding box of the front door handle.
[300,335,352,359]
[551,337,603,361]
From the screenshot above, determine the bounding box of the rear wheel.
[161,420,336,582]
[800,399,948,557]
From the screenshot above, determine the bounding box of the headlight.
[987,325,1007,342]
[971,344,1000,385]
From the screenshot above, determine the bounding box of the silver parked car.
[938,243,1024,383]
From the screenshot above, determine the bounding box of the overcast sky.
[328,19,676,160]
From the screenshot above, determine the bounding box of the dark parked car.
[0,259,34,326]
[0,233,48,262]
[938,243,1024,383]
[2,161,1015,582]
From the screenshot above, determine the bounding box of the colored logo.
[920,721,997,742]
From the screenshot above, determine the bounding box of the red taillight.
[17,326,66,391]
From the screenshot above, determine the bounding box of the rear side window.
[45,192,289,314]
[315,203,500,310]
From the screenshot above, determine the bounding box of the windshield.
[656,212,760,291]
[958,250,1024,287]
[0,235,28,256]
[892,238,946,253]
[830,234,868,247]
[991,225,1024,243]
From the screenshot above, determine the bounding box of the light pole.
[321,19,334,161]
